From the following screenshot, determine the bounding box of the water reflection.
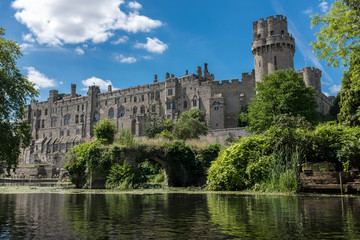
[0,193,359,239]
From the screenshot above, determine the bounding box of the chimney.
[171,74,175,78]
[108,85,112,92]
[166,72,170,79]
[71,84,76,97]
[185,70,188,75]
[197,66,202,76]
[154,74,158,82]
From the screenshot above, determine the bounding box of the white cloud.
[111,36,129,44]
[319,2,329,13]
[134,37,168,54]
[303,7,313,15]
[142,55,153,60]
[116,54,137,63]
[19,43,34,52]
[128,1,142,10]
[81,76,116,92]
[323,92,330,97]
[75,47,85,55]
[22,33,35,42]
[12,0,163,46]
[330,84,341,94]
[25,67,57,89]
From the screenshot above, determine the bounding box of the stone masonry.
[20,15,334,167]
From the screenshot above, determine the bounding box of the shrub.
[105,161,135,190]
[207,135,271,191]
[196,143,221,168]
[173,109,209,140]
[156,129,174,140]
[117,128,135,147]
[94,118,117,144]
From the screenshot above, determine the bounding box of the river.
[0,192,359,239]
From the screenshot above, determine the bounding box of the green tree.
[144,103,173,138]
[0,27,38,173]
[311,0,360,126]
[329,94,341,119]
[173,109,209,140]
[242,69,318,133]
[236,105,248,127]
[93,118,117,144]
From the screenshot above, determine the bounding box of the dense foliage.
[311,0,360,126]
[0,27,38,173]
[207,122,360,192]
[173,109,209,140]
[93,118,117,144]
[241,69,318,133]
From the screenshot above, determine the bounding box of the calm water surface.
[0,193,359,239]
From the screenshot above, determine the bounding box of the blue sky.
[0,0,342,100]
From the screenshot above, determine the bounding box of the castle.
[21,15,333,167]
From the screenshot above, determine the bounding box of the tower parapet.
[252,15,295,82]
[300,67,322,92]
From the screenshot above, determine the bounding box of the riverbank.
[1,186,359,198]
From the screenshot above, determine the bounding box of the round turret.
[252,15,295,82]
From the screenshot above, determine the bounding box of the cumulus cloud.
[81,76,116,92]
[134,37,168,54]
[128,1,142,10]
[111,36,129,44]
[22,33,35,42]
[19,43,34,52]
[25,67,57,89]
[11,0,163,46]
[319,2,329,13]
[116,54,137,63]
[74,47,85,55]
[330,84,341,94]
[303,7,313,15]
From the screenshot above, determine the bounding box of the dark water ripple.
[0,193,359,239]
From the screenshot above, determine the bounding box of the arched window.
[41,119,45,128]
[108,108,114,118]
[75,115,79,124]
[51,117,57,127]
[140,105,145,114]
[45,109,48,115]
[193,99,197,107]
[118,106,125,118]
[93,111,99,123]
[64,114,71,125]
[80,114,84,123]
[133,106,137,115]
[134,96,137,102]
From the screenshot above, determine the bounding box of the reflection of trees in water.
[1,193,359,239]
[0,194,68,239]
[207,194,360,239]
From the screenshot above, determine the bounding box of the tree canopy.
[93,118,117,144]
[311,0,360,126]
[242,69,318,133]
[0,27,38,173]
[173,108,209,140]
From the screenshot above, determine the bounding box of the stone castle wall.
[20,14,335,167]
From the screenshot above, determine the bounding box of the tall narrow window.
[140,105,145,114]
[274,56,278,70]
[75,115,79,123]
[118,106,125,117]
[193,99,197,107]
[64,114,71,125]
[45,109,48,115]
[80,114,84,123]
[108,108,114,118]
[133,106,137,115]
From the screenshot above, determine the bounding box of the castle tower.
[252,15,295,82]
[301,67,322,92]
